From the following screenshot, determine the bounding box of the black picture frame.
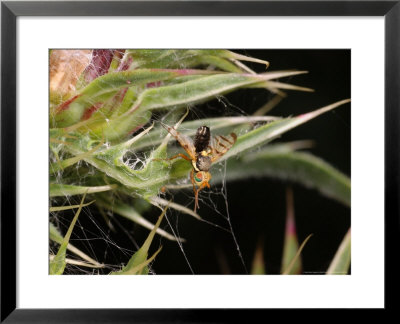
[1,0,398,322]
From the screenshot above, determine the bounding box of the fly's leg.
[192,180,210,211]
[190,169,199,211]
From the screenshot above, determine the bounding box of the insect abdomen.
[194,126,210,153]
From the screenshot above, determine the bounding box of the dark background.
[62,50,351,275]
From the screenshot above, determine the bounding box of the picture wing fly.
[211,133,237,163]
[162,123,196,159]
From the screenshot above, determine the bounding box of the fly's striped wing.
[162,123,196,159]
[210,133,237,162]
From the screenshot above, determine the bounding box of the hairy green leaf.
[50,193,87,275]
[50,222,103,268]
[95,195,182,242]
[53,69,216,127]
[50,183,117,197]
[282,234,313,275]
[281,188,302,274]
[127,49,269,72]
[94,71,309,140]
[219,99,351,162]
[111,204,168,275]
[131,116,279,152]
[326,229,351,275]
[209,146,350,207]
[251,240,266,275]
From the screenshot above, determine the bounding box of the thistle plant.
[49,49,350,275]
